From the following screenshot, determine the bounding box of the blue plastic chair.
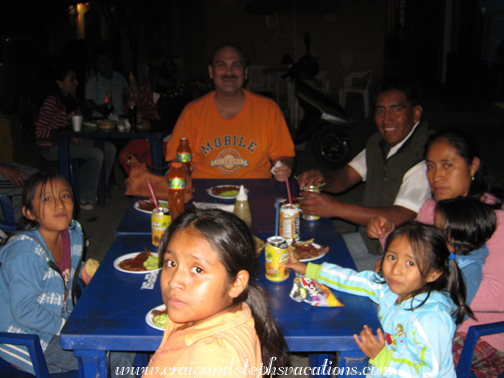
[0,194,18,233]
[0,332,79,378]
[456,321,504,377]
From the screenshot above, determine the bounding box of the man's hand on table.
[0,164,28,188]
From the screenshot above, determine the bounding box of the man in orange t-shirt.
[165,44,294,181]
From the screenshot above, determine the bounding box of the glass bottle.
[176,138,192,170]
[167,162,186,221]
[128,92,137,131]
[105,89,115,117]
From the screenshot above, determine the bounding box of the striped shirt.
[35,95,82,149]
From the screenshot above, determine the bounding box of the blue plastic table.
[61,179,380,378]
[53,125,165,206]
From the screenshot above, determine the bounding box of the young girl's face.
[23,178,74,235]
[160,229,244,327]
[382,235,440,303]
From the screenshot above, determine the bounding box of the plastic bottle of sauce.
[176,138,192,170]
[167,161,186,221]
[233,185,252,227]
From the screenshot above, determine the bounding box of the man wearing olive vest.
[297,77,433,270]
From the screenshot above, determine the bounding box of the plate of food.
[134,198,169,214]
[206,185,248,199]
[146,304,168,331]
[113,248,160,273]
[289,239,329,262]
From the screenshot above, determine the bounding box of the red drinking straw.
[285,174,293,209]
[147,179,160,212]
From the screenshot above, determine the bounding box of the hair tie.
[449,252,456,260]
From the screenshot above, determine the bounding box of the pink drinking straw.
[285,174,293,208]
[147,179,160,212]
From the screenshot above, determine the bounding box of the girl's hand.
[354,325,386,359]
[367,216,394,239]
[284,246,307,276]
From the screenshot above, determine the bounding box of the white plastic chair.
[338,69,373,118]
[247,65,275,97]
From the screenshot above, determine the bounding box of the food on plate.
[253,235,265,256]
[137,198,168,212]
[137,198,157,211]
[211,186,240,197]
[289,239,329,260]
[152,308,168,329]
[144,255,160,270]
[118,248,159,271]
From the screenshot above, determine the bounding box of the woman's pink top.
[417,196,504,352]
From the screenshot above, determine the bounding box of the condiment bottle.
[105,85,115,117]
[128,92,137,131]
[233,185,252,227]
[167,162,186,221]
[176,138,192,170]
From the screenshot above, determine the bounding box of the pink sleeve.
[469,210,504,311]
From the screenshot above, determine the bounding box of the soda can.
[303,185,320,221]
[151,208,171,246]
[265,236,289,282]
[280,204,300,242]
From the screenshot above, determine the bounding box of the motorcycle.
[282,32,354,168]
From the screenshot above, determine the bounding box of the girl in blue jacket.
[287,221,474,378]
[0,171,134,377]
[0,171,84,374]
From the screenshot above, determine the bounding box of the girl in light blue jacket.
[0,171,84,374]
[287,221,474,378]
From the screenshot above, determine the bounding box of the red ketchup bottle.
[176,138,192,170]
[167,161,186,221]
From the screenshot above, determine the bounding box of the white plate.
[206,185,248,200]
[146,304,167,331]
[113,252,160,274]
[297,243,327,262]
[133,199,168,214]
[83,121,97,128]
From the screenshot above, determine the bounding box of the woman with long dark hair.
[35,65,116,210]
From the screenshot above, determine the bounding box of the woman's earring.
[471,176,474,181]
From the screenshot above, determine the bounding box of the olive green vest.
[361,121,433,255]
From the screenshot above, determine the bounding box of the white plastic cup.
[72,115,82,131]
